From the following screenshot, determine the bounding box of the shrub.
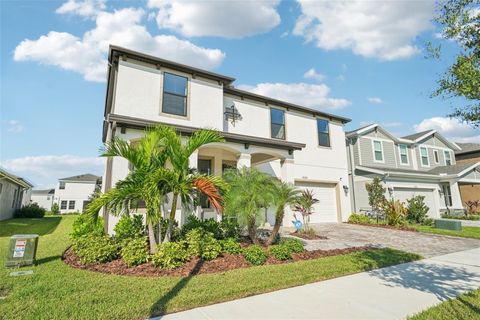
[280,238,304,253]
[220,217,241,240]
[114,215,144,241]
[422,218,434,226]
[72,234,119,264]
[270,244,292,260]
[14,203,45,218]
[348,213,373,225]
[152,241,190,269]
[120,237,149,267]
[51,203,60,215]
[242,245,268,265]
[160,218,181,242]
[185,228,222,260]
[181,215,223,239]
[70,214,104,239]
[381,199,407,226]
[220,238,242,254]
[406,196,429,223]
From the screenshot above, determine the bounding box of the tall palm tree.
[223,167,275,244]
[266,181,300,245]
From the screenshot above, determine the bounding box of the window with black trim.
[270,108,285,140]
[60,200,67,210]
[68,200,75,210]
[59,181,65,190]
[162,72,188,116]
[317,119,330,147]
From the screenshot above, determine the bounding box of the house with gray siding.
[0,168,33,220]
[346,124,480,217]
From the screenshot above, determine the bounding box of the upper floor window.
[420,147,429,166]
[373,140,383,162]
[317,119,330,147]
[434,150,440,164]
[270,108,285,140]
[162,72,188,117]
[444,150,452,165]
[399,144,408,165]
[59,182,65,190]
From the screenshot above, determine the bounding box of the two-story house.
[54,174,101,214]
[455,143,480,204]
[346,124,480,217]
[101,46,352,233]
[31,188,55,210]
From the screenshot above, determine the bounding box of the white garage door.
[294,181,338,223]
[393,188,437,217]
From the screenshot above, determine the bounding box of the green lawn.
[0,216,61,237]
[414,225,480,240]
[0,216,420,319]
[409,289,480,320]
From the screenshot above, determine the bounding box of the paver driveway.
[306,223,480,257]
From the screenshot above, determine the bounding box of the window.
[60,200,67,210]
[399,144,408,165]
[420,147,429,166]
[434,150,440,164]
[59,181,65,190]
[198,159,212,208]
[68,200,75,210]
[317,119,330,147]
[162,72,188,116]
[373,140,383,162]
[442,184,452,206]
[444,151,452,165]
[270,108,285,140]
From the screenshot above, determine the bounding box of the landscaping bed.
[289,232,328,240]
[63,245,369,277]
[347,222,418,232]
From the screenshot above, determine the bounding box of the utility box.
[434,219,462,231]
[5,234,39,267]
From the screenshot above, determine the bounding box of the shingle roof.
[358,166,438,175]
[32,189,55,195]
[427,162,479,175]
[346,123,376,135]
[455,142,480,155]
[401,130,434,141]
[0,167,34,188]
[59,173,101,182]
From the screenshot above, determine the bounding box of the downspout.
[347,138,357,212]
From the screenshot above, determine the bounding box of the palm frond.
[185,129,224,157]
[193,176,223,212]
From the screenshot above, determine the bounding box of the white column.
[449,181,463,209]
[237,153,251,168]
[189,150,199,170]
[280,158,295,183]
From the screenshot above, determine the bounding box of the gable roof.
[0,167,34,188]
[59,174,101,183]
[401,130,434,141]
[32,189,55,195]
[455,142,480,155]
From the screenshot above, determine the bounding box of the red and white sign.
[13,239,27,258]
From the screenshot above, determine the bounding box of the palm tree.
[291,189,319,233]
[266,181,300,245]
[223,167,275,244]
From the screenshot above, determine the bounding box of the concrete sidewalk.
[154,248,480,320]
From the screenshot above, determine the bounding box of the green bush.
[185,228,222,260]
[242,245,268,265]
[114,215,144,241]
[348,213,373,224]
[70,214,104,239]
[14,203,45,218]
[422,218,434,226]
[181,215,223,239]
[120,237,149,267]
[406,195,429,223]
[160,218,181,241]
[152,241,190,269]
[220,217,241,240]
[280,238,304,253]
[270,244,292,260]
[51,203,60,215]
[72,234,119,264]
[220,238,242,254]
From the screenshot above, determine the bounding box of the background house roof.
[401,130,434,141]
[59,173,101,183]
[32,189,55,195]
[427,162,480,175]
[455,142,480,155]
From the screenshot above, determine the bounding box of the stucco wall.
[54,181,97,213]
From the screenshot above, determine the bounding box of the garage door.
[294,181,338,223]
[393,188,437,217]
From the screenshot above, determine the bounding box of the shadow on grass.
[0,216,62,237]
[149,259,204,318]
[35,255,62,265]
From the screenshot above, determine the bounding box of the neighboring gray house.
[31,189,55,210]
[0,168,34,220]
[346,124,480,217]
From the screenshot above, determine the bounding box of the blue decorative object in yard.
[292,219,303,231]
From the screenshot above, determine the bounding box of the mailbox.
[5,234,39,267]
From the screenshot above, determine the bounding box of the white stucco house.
[101,46,353,234]
[0,168,33,220]
[31,189,55,210]
[346,124,480,218]
[54,174,101,214]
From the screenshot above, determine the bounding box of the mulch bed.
[63,246,369,278]
[347,222,417,232]
[289,232,328,240]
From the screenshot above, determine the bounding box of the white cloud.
[383,121,402,128]
[147,0,280,38]
[303,68,325,82]
[56,0,106,18]
[2,120,24,133]
[1,155,105,188]
[14,7,225,82]
[367,97,384,104]
[414,117,480,143]
[238,82,351,110]
[293,0,435,60]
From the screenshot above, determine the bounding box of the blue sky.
[1,0,479,188]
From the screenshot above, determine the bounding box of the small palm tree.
[266,181,300,245]
[223,167,275,244]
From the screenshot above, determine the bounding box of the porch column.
[189,150,199,170]
[237,153,251,168]
[450,182,463,209]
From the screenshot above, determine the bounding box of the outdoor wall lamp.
[343,185,349,194]
[387,187,394,195]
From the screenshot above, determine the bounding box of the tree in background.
[430,0,480,126]
[365,177,386,221]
